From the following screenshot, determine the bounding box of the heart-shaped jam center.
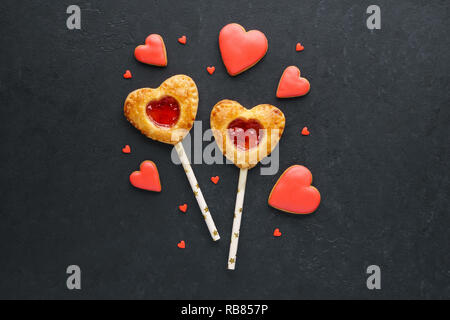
[146,96,180,127]
[227,118,264,150]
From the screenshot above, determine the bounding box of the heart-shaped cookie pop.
[124,75,198,145]
[210,100,285,169]
[210,100,285,270]
[124,75,220,241]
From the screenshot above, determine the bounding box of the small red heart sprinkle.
[301,127,310,136]
[273,228,282,237]
[177,240,186,249]
[276,66,310,98]
[296,43,304,52]
[211,176,219,184]
[122,145,131,153]
[123,70,132,79]
[178,35,187,44]
[207,66,215,75]
[179,204,188,213]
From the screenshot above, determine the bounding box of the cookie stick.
[227,168,248,269]
[210,99,286,269]
[175,142,220,241]
[124,75,220,241]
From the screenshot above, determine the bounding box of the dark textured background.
[0,0,449,299]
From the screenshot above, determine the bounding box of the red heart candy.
[276,66,310,98]
[122,144,131,153]
[123,70,132,79]
[296,43,304,51]
[211,176,219,184]
[134,34,167,66]
[268,165,320,214]
[129,161,161,192]
[207,66,215,75]
[179,204,188,213]
[301,127,310,136]
[273,228,282,237]
[219,23,268,76]
[177,240,186,249]
[178,35,187,44]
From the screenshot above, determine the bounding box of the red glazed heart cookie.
[268,165,320,214]
[210,100,285,169]
[276,66,310,98]
[124,75,198,145]
[219,23,268,76]
[130,161,161,192]
[134,34,167,67]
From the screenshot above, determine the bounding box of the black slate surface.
[0,0,449,299]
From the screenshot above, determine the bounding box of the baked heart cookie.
[124,75,198,145]
[130,160,161,192]
[268,165,320,214]
[210,100,285,169]
[219,23,268,76]
[276,66,310,98]
[134,34,167,67]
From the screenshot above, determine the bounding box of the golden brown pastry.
[124,75,198,145]
[210,99,285,169]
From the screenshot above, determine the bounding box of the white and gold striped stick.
[175,142,220,241]
[227,168,248,270]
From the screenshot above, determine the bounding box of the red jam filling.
[227,118,264,150]
[146,96,180,127]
